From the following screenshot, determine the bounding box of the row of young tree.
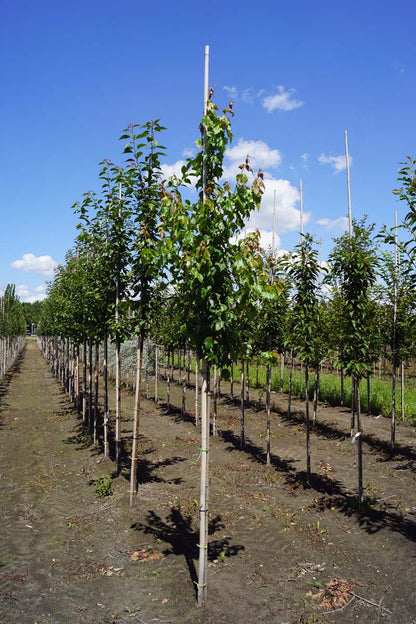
[0,285,26,381]
[37,84,416,602]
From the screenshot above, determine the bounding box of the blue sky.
[1,0,415,301]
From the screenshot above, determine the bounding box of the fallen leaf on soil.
[100,565,123,576]
[247,493,268,501]
[127,549,163,562]
[162,598,168,604]
[313,577,354,610]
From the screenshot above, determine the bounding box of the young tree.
[119,120,167,506]
[328,218,378,507]
[286,233,320,483]
[252,251,289,464]
[162,93,264,605]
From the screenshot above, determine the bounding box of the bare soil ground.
[1,339,416,624]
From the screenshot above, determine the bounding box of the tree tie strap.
[192,447,209,464]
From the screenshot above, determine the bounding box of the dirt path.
[0,340,195,624]
[1,341,416,623]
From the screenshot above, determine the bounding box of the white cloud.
[160,160,187,180]
[301,153,310,169]
[182,148,194,157]
[15,283,47,303]
[223,85,238,99]
[241,88,254,104]
[10,253,58,276]
[256,229,281,252]
[162,137,305,240]
[316,216,349,231]
[223,138,282,180]
[16,284,30,299]
[223,86,254,104]
[262,86,303,112]
[246,178,307,234]
[318,153,351,174]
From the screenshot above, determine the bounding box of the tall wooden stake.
[391,210,398,448]
[345,130,353,237]
[272,189,276,256]
[130,333,144,507]
[299,180,304,238]
[115,182,122,474]
[197,44,210,607]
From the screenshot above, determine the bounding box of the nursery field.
[1,340,416,624]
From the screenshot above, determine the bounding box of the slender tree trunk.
[400,361,405,421]
[195,358,199,426]
[197,358,210,606]
[187,350,191,385]
[366,372,371,414]
[182,362,187,416]
[356,378,363,509]
[155,344,159,404]
[240,360,245,449]
[82,340,87,423]
[391,359,397,448]
[167,358,171,412]
[305,362,311,483]
[130,333,144,507]
[350,376,355,436]
[66,338,70,394]
[230,361,234,399]
[115,337,121,475]
[212,366,218,436]
[266,363,271,465]
[300,361,304,399]
[145,344,149,400]
[103,332,109,458]
[245,360,249,403]
[88,338,93,432]
[93,343,99,445]
[280,352,284,393]
[313,366,320,425]
[75,344,80,413]
[288,351,293,417]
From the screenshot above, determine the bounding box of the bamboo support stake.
[391,210,398,447]
[195,357,199,426]
[345,130,352,237]
[299,180,304,238]
[266,363,271,465]
[115,182,122,474]
[197,44,210,607]
[155,344,159,404]
[272,189,276,256]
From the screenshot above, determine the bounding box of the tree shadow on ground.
[219,428,297,475]
[130,507,244,598]
[278,408,347,442]
[311,491,416,543]
[0,350,25,420]
[279,406,416,462]
[64,419,186,487]
[219,426,416,544]
[158,401,197,427]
